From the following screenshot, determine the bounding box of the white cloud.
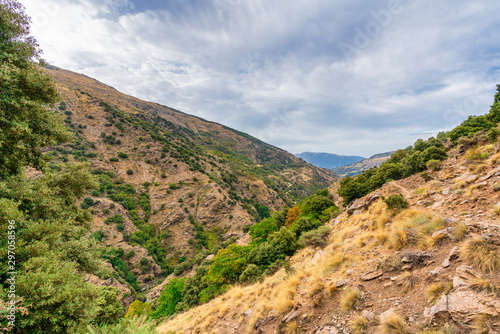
[22,0,500,157]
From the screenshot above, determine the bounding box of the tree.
[0,0,71,176]
[151,278,186,319]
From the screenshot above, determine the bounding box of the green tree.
[0,0,71,176]
[249,217,278,244]
[151,278,185,319]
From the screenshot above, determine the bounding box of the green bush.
[81,197,96,209]
[300,226,332,248]
[383,194,409,210]
[426,159,441,171]
[290,217,322,236]
[94,287,125,325]
[126,169,133,175]
[161,173,166,178]
[239,264,262,284]
[249,217,278,244]
[118,152,128,159]
[109,157,119,162]
[151,278,185,318]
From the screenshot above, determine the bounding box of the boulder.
[347,193,381,214]
[315,326,339,334]
[360,269,383,281]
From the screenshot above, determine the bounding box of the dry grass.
[493,205,500,216]
[468,276,499,296]
[450,222,468,240]
[273,273,301,315]
[425,282,452,305]
[306,277,325,298]
[340,288,362,312]
[469,313,490,334]
[460,237,500,273]
[397,271,416,294]
[379,314,410,334]
[284,320,299,334]
[350,314,369,334]
[387,212,445,250]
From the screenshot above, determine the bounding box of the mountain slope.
[157,134,500,334]
[332,151,393,176]
[296,152,365,169]
[45,66,336,305]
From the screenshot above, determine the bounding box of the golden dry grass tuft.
[493,205,500,216]
[273,273,301,315]
[379,314,410,334]
[398,271,416,294]
[340,288,362,313]
[468,276,499,296]
[460,237,500,273]
[284,320,300,334]
[469,313,491,334]
[425,282,452,305]
[350,314,369,334]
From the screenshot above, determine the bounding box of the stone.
[362,310,375,322]
[282,310,300,323]
[346,269,353,275]
[315,326,339,334]
[360,269,383,281]
[379,308,396,323]
[430,267,442,276]
[242,308,252,317]
[347,193,381,214]
[442,258,450,268]
[335,279,348,288]
[401,264,413,271]
[448,246,459,261]
[311,250,325,264]
[442,188,450,195]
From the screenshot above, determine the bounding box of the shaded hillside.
[296,152,365,169]
[45,66,336,305]
[332,151,393,176]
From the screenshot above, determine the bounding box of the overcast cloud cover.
[22,0,500,157]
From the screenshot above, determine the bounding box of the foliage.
[383,194,409,211]
[290,217,322,237]
[124,301,152,319]
[0,0,71,176]
[249,217,278,244]
[300,226,332,248]
[94,287,125,325]
[151,278,185,319]
[300,195,335,220]
[338,137,448,205]
[239,264,262,284]
[86,315,157,334]
[286,206,300,227]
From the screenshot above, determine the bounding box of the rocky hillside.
[45,66,335,306]
[332,151,393,176]
[157,140,500,333]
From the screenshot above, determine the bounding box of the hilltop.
[295,152,365,170]
[332,151,393,176]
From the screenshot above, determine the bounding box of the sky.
[22,0,500,157]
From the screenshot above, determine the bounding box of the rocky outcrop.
[346,192,381,214]
[424,265,500,327]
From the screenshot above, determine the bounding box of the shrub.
[126,169,133,175]
[94,286,125,324]
[161,173,166,178]
[124,301,152,318]
[460,237,500,273]
[169,183,181,190]
[300,226,332,248]
[290,217,322,237]
[151,278,186,318]
[340,288,362,312]
[379,314,410,334]
[81,197,96,209]
[90,230,106,242]
[109,157,119,162]
[118,152,128,159]
[383,194,409,211]
[239,264,262,284]
[350,314,369,334]
[426,159,441,171]
[249,217,278,244]
[105,214,123,225]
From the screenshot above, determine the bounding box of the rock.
[311,250,325,264]
[254,316,275,331]
[401,256,412,263]
[346,269,353,275]
[379,308,396,323]
[204,254,215,261]
[465,174,478,183]
[442,258,450,268]
[478,166,500,181]
[242,308,252,317]
[315,326,339,334]
[430,267,442,276]
[425,265,500,326]
[360,269,383,281]
[362,310,375,322]
[442,188,450,195]
[448,246,459,261]
[347,193,381,214]
[282,310,300,323]
[401,264,413,271]
[335,279,348,288]
[432,229,450,239]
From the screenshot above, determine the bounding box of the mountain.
[295,152,365,169]
[45,66,336,306]
[332,151,394,176]
[157,130,500,334]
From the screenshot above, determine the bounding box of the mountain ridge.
[295,152,365,169]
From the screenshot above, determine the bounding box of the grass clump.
[340,288,362,313]
[425,282,452,305]
[460,237,500,273]
[379,314,410,334]
[384,194,409,211]
[350,314,369,334]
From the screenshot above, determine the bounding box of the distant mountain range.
[295,152,365,169]
[332,151,394,176]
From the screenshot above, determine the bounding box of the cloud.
[22,0,500,156]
